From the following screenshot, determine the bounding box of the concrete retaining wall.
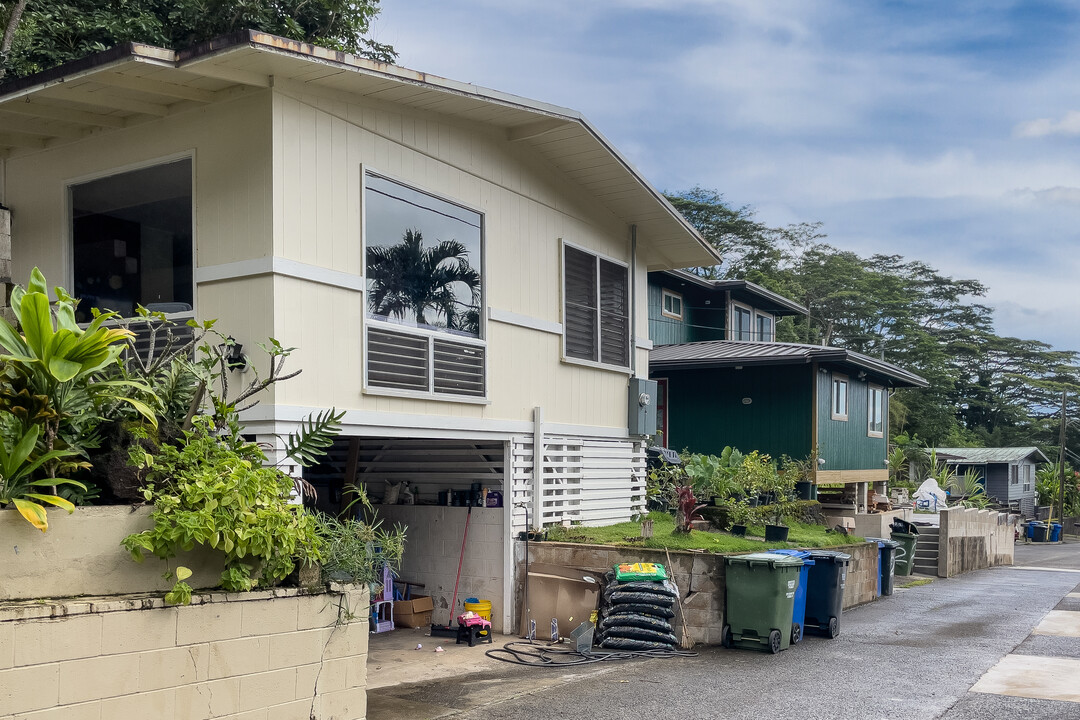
[529,541,879,646]
[938,508,1014,578]
[0,586,369,719]
[853,508,913,540]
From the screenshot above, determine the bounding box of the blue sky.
[371,1,1080,351]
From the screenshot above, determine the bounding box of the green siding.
[647,279,725,345]
[648,282,691,345]
[660,365,813,459]
[816,370,888,471]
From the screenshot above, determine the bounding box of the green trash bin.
[723,552,804,654]
[890,531,918,577]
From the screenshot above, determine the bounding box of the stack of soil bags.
[598,562,680,651]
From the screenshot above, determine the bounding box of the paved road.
[370,543,1080,719]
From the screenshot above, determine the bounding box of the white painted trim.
[635,337,653,350]
[661,288,684,320]
[753,310,775,342]
[831,372,849,421]
[561,354,633,375]
[194,257,364,291]
[501,440,514,634]
[730,301,754,342]
[361,385,492,405]
[488,307,562,336]
[867,383,884,437]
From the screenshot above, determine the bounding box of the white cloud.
[1014,110,1080,138]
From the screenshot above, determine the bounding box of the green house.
[647,270,927,508]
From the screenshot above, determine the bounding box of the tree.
[366,229,481,333]
[0,0,395,81]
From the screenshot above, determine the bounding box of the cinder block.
[238,668,297,712]
[177,602,243,645]
[139,644,210,692]
[99,687,175,718]
[241,599,298,637]
[270,629,330,670]
[10,700,102,720]
[0,663,59,715]
[343,654,367,690]
[294,663,319,699]
[296,595,341,630]
[267,699,313,720]
[217,709,269,720]
[14,616,101,666]
[101,607,178,655]
[317,686,366,720]
[174,677,241,719]
[209,636,270,680]
[59,652,139,703]
[323,622,369,660]
[0,623,12,670]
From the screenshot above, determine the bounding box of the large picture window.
[563,244,629,368]
[363,172,486,398]
[70,158,193,322]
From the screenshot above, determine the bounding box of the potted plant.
[743,452,794,542]
[726,499,752,536]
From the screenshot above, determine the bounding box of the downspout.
[630,224,637,376]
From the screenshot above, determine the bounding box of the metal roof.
[649,340,928,388]
[0,31,719,271]
[656,269,808,316]
[934,447,1051,465]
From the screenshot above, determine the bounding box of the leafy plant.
[673,485,707,534]
[947,468,989,508]
[0,425,83,531]
[316,509,407,586]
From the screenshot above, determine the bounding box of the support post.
[532,406,544,531]
[1058,390,1067,525]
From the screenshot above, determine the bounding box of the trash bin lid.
[766,549,816,565]
[890,518,920,534]
[807,550,852,563]
[865,537,900,548]
[726,552,804,567]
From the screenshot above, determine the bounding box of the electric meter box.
[627,377,658,437]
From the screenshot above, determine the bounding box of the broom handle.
[448,503,473,625]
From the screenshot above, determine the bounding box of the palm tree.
[366,229,481,333]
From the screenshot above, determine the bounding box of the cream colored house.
[0,32,717,631]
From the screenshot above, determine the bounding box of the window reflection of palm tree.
[366,229,481,334]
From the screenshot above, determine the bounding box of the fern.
[281,408,344,467]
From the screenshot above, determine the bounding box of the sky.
[369,0,1080,352]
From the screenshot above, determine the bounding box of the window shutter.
[564,246,598,361]
[599,259,629,366]
[367,327,430,392]
[433,338,486,397]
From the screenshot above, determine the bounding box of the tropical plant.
[366,229,482,334]
[1036,466,1080,516]
[946,468,989,509]
[0,425,83,530]
[673,485,707,534]
[316,487,407,585]
[683,450,742,501]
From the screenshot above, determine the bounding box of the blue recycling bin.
[865,538,899,597]
[1030,521,1048,542]
[766,550,815,644]
[1051,523,1062,542]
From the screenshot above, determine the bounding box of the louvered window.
[563,244,629,367]
[366,327,486,398]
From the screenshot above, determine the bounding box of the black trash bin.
[803,550,851,638]
[866,537,899,596]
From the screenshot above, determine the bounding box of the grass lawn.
[545,512,864,554]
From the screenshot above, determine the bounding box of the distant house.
[647,270,927,512]
[934,447,1049,516]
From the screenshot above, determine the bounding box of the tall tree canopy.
[667,187,1080,454]
[0,0,395,81]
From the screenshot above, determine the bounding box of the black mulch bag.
[603,603,676,619]
[607,590,676,608]
[603,580,679,600]
[598,636,675,652]
[600,613,672,634]
[601,626,679,645]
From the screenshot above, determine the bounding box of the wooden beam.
[0,111,86,138]
[91,72,218,104]
[337,436,361,517]
[0,132,46,149]
[38,85,171,117]
[814,469,888,484]
[177,60,271,88]
[0,101,126,128]
[507,118,572,142]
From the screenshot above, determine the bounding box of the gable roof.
[649,340,928,388]
[934,447,1051,465]
[653,269,808,317]
[0,31,719,271]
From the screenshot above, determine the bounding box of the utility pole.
[1058,390,1067,524]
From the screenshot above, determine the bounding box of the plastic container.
[803,550,850,638]
[1050,523,1062,542]
[723,553,804,654]
[866,537,899,596]
[464,598,492,636]
[890,531,918,577]
[765,549,815,644]
[1031,522,1049,542]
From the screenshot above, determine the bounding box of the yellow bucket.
[464,598,492,635]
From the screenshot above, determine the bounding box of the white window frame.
[1010,465,1019,485]
[661,288,684,320]
[754,311,775,342]
[867,384,884,437]
[66,151,197,324]
[831,373,849,421]
[731,302,753,341]
[560,239,631,373]
[360,166,489,403]
[1023,464,1032,492]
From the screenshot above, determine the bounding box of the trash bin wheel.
[768,629,782,655]
[721,624,732,648]
[827,617,839,639]
[791,623,802,645]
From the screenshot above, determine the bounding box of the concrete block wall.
[0,586,369,720]
[938,508,1014,577]
[374,505,504,630]
[529,541,876,646]
[853,508,913,540]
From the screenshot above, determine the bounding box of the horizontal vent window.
[367,326,486,398]
[433,339,486,397]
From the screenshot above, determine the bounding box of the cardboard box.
[519,563,601,640]
[394,594,434,628]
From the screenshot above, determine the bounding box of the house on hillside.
[646,270,928,513]
[0,32,720,633]
[933,447,1049,517]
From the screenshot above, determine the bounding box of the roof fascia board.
[0,45,174,103]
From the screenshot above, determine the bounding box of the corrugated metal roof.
[0,31,720,271]
[649,340,928,387]
[934,447,1051,464]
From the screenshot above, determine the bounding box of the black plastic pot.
[764,524,790,542]
[730,524,747,537]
